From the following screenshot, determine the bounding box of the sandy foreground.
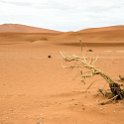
[0,26,124,124]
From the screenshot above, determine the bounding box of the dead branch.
[60,52,124,100]
[98,95,118,105]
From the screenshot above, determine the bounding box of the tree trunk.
[109,83,124,100]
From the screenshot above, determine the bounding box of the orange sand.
[0,24,124,124]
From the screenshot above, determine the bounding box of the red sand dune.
[78,26,124,43]
[79,25,124,33]
[0,24,60,33]
[52,25,124,44]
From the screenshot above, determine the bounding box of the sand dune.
[79,25,124,33]
[1,25,124,44]
[0,24,60,33]
[49,26,124,46]
[0,25,124,124]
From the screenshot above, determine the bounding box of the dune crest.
[52,25,124,43]
[78,25,124,33]
[0,24,60,33]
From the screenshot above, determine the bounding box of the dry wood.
[60,52,124,100]
[98,95,118,105]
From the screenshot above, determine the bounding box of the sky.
[0,0,124,31]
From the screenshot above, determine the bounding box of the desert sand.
[0,24,124,124]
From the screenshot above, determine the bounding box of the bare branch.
[98,95,118,105]
[60,52,124,100]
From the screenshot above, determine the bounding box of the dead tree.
[60,52,124,100]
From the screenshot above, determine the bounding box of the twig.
[85,80,97,92]
[98,95,118,105]
[99,88,106,97]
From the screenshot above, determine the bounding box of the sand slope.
[0,24,60,33]
[0,25,124,124]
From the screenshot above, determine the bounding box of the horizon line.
[0,23,124,32]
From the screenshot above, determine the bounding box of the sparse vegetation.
[60,52,124,103]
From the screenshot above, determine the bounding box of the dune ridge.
[0,24,60,33]
[51,25,124,43]
[79,25,124,33]
[0,25,124,45]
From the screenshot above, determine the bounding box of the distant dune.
[78,25,124,43]
[53,25,124,44]
[0,24,124,44]
[0,24,60,33]
[79,25,124,33]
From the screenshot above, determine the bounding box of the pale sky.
[0,0,124,31]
